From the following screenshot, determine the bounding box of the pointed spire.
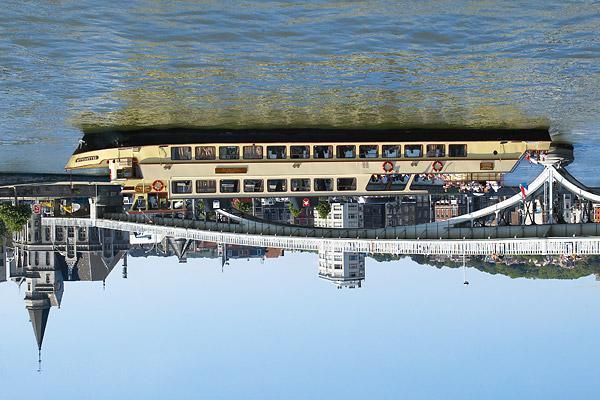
[27,303,50,352]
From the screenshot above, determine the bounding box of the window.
[267,146,286,159]
[196,180,217,193]
[267,179,287,192]
[46,251,50,266]
[449,144,467,157]
[172,180,193,194]
[244,179,264,192]
[220,180,240,193]
[243,145,263,159]
[314,145,333,159]
[426,144,445,157]
[359,145,378,158]
[195,146,216,160]
[171,146,192,160]
[35,252,39,266]
[219,146,239,160]
[314,178,333,191]
[382,145,401,158]
[291,178,310,192]
[336,145,356,159]
[46,274,50,284]
[290,145,310,159]
[404,145,422,158]
[337,178,357,191]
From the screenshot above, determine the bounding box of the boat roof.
[74,127,551,155]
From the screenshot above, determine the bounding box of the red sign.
[302,198,310,207]
[33,204,41,214]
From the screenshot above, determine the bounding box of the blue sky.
[1,252,599,399]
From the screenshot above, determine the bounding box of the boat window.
[196,179,217,193]
[267,146,287,159]
[367,173,409,191]
[116,168,133,179]
[336,145,356,159]
[267,179,287,192]
[172,180,192,194]
[314,178,333,191]
[290,145,310,159]
[171,146,192,160]
[314,145,333,159]
[195,146,216,160]
[219,146,240,160]
[291,178,311,192]
[244,179,264,192]
[220,179,240,193]
[337,178,357,191]
[382,145,401,158]
[359,145,378,158]
[426,144,445,157]
[404,145,422,158]
[449,144,467,157]
[243,145,263,160]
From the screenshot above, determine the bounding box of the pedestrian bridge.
[43,215,600,256]
[42,165,600,256]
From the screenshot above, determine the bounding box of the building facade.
[318,250,365,289]
[314,202,364,229]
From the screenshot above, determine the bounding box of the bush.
[232,198,252,214]
[315,202,331,219]
[0,204,32,233]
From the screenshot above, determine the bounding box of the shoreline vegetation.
[371,253,600,280]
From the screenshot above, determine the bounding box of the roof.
[27,300,51,350]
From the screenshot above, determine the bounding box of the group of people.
[369,173,502,194]
[370,174,410,184]
[524,150,548,164]
[443,180,501,194]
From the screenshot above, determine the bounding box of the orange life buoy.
[152,180,165,192]
[382,161,394,173]
[432,161,444,172]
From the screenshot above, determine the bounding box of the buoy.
[382,161,394,173]
[152,180,165,192]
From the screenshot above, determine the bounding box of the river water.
[0,1,598,177]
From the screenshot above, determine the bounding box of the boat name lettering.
[76,155,99,163]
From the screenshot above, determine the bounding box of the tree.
[0,203,32,233]
[315,202,331,219]
[287,203,302,218]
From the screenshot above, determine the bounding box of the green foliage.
[197,199,205,214]
[232,198,252,214]
[315,202,331,219]
[287,203,302,218]
[0,203,32,233]
[403,254,600,280]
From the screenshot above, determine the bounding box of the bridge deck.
[43,215,600,256]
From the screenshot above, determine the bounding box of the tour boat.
[65,127,553,212]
